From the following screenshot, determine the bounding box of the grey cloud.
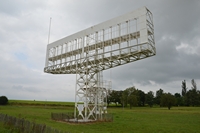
[0,1,47,16]
[0,0,200,101]
[12,85,39,93]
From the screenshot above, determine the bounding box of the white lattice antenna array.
[44,6,155,121]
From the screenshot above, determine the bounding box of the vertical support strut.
[75,69,108,121]
[75,33,109,121]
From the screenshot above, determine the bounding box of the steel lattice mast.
[44,7,155,121]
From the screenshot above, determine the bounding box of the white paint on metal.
[44,6,155,122]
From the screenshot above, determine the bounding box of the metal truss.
[44,7,155,121]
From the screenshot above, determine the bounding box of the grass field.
[8,99,74,106]
[1,100,200,133]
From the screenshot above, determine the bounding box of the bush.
[0,96,8,105]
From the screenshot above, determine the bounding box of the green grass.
[8,99,74,106]
[0,101,200,133]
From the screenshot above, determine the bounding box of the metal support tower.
[44,7,155,122]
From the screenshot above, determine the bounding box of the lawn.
[8,99,74,106]
[0,101,200,133]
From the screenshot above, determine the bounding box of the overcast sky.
[0,0,200,101]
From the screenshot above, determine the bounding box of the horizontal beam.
[44,44,155,74]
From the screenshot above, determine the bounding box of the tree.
[155,89,164,106]
[181,80,187,97]
[186,89,199,106]
[184,79,199,106]
[112,90,123,106]
[107,90,123,106]
[0,96,8,105]
[145,91,154,107]
[191,79,197,90]
[121,86,138,108]
[160,93,176,110]
[181,80,188,106]
[128,94,137,109]
[137,89,145,106]
[174,93,183,106]
[121,89,129,107]
[198,90,200,106]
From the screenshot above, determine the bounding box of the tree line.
[107,79,200,109]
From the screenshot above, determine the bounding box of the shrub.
[0,96,8,105]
